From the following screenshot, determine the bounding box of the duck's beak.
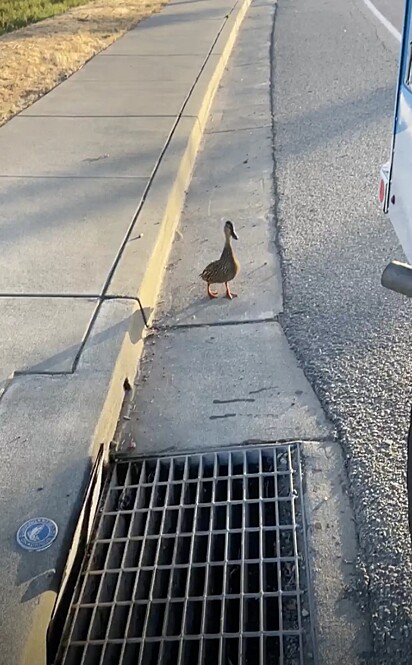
[231,227,239,240]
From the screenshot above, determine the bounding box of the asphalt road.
[272,0,412,661]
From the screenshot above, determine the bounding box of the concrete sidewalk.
[0,0,252,662]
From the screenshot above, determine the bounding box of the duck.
[200,220,240,299]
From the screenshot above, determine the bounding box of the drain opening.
[55,446,309,665]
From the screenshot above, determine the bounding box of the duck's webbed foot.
[225,283,237,299]
[207,284,219,298]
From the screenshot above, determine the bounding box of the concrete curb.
[89,0,252,460]
[16,1,252,662]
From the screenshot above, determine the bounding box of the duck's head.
[224,220,238,240]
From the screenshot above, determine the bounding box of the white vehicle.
[380,0,412,540]
[380,1,412,284]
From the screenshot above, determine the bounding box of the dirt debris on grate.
[55,446,313,665]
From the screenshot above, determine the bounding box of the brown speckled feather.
[201,244,240,284]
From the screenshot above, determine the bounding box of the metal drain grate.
[56,445,309,665]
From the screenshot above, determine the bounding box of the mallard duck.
[200,220,240,299]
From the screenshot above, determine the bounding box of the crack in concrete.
[213,397,256,403]
[209,413,237,419]
[249,386,278,394]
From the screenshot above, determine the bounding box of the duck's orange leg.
[225,282,237,299]
[207,284,218,298]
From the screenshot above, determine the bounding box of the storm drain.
[56,445,311,665]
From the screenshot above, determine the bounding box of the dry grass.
[0,0,168,126]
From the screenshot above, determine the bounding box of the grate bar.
[239,451,246,665]
[274,447,284,663]
[174,454,200,665]
[56,446,311,665]
[196,453,217,665]
[66,632,302,645]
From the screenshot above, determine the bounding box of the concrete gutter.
[117,0,373,660]
[0,1,252,663]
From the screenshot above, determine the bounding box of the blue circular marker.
[16,517,58,552]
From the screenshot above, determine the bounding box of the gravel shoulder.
[272,0,412,661]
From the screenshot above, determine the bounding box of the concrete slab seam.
[154,316,279,330]
[114,438,334,461]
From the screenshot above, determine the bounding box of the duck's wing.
[200,259,220,280]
